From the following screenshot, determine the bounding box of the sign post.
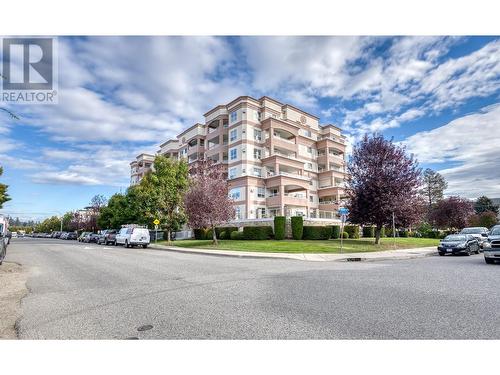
[153,219,160,243]
[338,207,349,254]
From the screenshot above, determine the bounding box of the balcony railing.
[266,171,311,181]
[273,134,296,144]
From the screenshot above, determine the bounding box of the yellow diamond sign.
[153,219,160,226]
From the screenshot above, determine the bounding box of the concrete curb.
[148,244,437,262]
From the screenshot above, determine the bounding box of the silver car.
[0,221,7,266]
[483,227,500,264]
[459,227,489,249]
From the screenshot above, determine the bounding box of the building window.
[253,111,261,121]
[254,129,262,141]
[253,148,262,160]
[230,111,237,123]
[229,168,237,179]
[309,195,314,203]
[230,148,237,160]
[229,188,241,201]
[230,129,237,142]
[304,129,312,137]
[257,187,265,198]
[306,162,313,170]
[253,167,261,177]
[270,188,279,197]
[307,146,312,154]
[235,207,242,220]
[257,207,266,218]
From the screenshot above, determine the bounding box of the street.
[5,237,500,339]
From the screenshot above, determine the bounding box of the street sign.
[338,207,349,216]
[153,219,160,226]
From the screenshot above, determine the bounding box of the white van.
[115,226,150,248]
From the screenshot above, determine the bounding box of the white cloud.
[405,103,500,198]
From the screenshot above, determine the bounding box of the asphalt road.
[5,237,500,339]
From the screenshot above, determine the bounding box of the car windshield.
[490,228,500,235]
[460,228,482,234]
[443,235,466,242]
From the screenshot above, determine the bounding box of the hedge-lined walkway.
[166,237,440,253]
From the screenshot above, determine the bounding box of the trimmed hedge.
[274,216,286,240]
[363,226,375,238]
[243,226,273,240]
[302,226,333,240]
[216,227,238,240]
[344,225,360,239]
[331,225,341,239]
[230,231,245,240]
[291,216,303,240]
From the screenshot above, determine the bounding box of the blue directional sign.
[338,207,349,216]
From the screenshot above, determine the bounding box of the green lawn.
[164,237,439,254]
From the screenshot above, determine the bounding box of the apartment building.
[130,153,155,185]
[132,96,348,223]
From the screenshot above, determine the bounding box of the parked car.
[115,226,150,248]
[60,232,69,240]
[459,227,489,248]
[97,229,117,245]
[78,232,89,242]
[437,234,480,256]
[11,232,18,238]
[482,226,500,264]
[83,233,99,243]
[66,232,78,240]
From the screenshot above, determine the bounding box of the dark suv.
[97,229,117,245]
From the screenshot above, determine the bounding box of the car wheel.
[142,244,148,248]
[475,246,480,254]
[465,246,471,256]
[125,240,129,248]
[438,252,445,256]
[485,258,494,264]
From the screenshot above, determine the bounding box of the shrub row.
[302,226,333,240]
[194,226,238,240]
[242,226,274,240]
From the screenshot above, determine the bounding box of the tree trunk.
[375,225,382,244]
[212,224,218,246]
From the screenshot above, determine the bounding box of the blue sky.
[1,36,499,221]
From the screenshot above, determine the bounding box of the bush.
[344,225,360,239]
[302,226,333,240]
[363,226,375,238]
[380,227,386,237]
[194,228,207,240]
[243,226,273,240]
[205,228,213,240]
[230,231,245,240]
[291,216,304,240]
[331,225,341,239]
[274,216,286,240]
[399,230,408,237]
[341,231,349,239]
[216,227,238,239]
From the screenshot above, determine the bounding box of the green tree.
[35,216,61,233]
[137,156,189,243]
[0,166,11,209]
[474,196,499,215]
[97,191,146,229]
[420,168,447,212]
[62,212,74,231]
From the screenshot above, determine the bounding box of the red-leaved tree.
[348,134,423,244]
[429,196,475,230]
[184,159,235,245]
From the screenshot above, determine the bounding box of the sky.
[1,36,499,221]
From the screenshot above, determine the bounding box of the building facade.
[131,96,348,223]
[130,153,155,186]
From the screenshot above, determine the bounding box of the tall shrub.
[291,216,303,240]
[331,225,341,239]
[303,226,333,240]
[362,226,375,238]
[274,216,286,240]
[344,225,360,239]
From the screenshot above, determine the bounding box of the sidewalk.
[148,243,437,262]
